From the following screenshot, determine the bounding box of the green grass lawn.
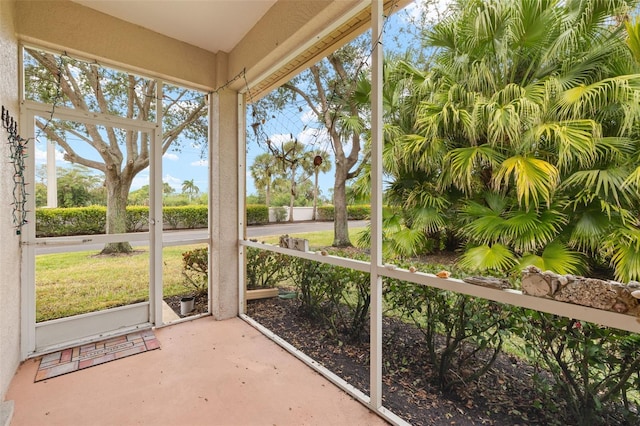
[35,228,367,322]
[36,244,205,322]
[256,227,367,248]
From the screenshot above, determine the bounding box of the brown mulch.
[247,296,548,426]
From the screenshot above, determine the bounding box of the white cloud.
[190,159,208,167]
[400,0,452,24]
[130,173,149,191]
[163,153,179,161]
[300,106,318,125]
[34,146,66,165]
[163,174,182,188]
[298,127,331,151]
[267,133,295,148]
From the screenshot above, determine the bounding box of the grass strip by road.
[255,227,366,248]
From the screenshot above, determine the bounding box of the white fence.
[268,207,316,222]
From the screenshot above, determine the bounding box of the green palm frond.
[568,209,613,252]
[493,155,559,209]
[405,186,450,211]
[625,17,640,65]
[388,227,428,259]
[341,114,364,135]
[594,137,635,164]
[518,241,585,275]
[444,145,503,193]
[382,209,404,234]
[457,244,518,272]
[535,120,599,172]
[503,208,566,253]
[460,195,506,217]
[622,165,640,191]
[410,206,447,235]
[457,206,505,246]
[483,102,523,146]
[486,191,512,214]
[400,133,448,172]
[557,75,640,133]
[562,166,634,208]
[606,226,640,282]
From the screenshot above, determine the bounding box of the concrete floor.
[7,316,388,426]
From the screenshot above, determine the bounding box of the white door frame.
[20,102,162,358]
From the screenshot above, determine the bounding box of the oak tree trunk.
[100,176,133,254]
[333,163,351,247]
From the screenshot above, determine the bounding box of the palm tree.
[181,179,199,202]
[385,0,640,280]
[249,153,279,207]
[310,150,332,220]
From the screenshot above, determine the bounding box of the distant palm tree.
[250,153,279,206]
[181,179,199,202]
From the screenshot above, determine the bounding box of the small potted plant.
[180,247,208,316]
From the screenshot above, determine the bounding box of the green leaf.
[458,244,517,272]
[493,155,559,209]
[518,241,585,275]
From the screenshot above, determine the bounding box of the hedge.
[246,204,269,225]
[36,206,106,237]
[35,204,369,236]
[163,206,208,229]
[36,204,272,237]
[316,205,371,221]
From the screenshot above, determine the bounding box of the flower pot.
[180,296,195,315]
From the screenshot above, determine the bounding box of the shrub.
[126,206,148,232]
[245,247,289,289]
[347,205,370,220]
[272,206,287,222]
[316,206,334,221]
[316,205,371,221]
[384,275,511,390]
[181,247,208,296]
[515,311,640,425]
[287,251,370,341]
[164,206,207,229]
[247,204,269,225]
[36,206,106,237]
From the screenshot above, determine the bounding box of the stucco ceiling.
[73,0,277,54]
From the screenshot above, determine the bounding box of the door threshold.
[28,323,153,359]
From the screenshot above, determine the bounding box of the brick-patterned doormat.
[35,329,160,382]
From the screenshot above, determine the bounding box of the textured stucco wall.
[0,0,22,402]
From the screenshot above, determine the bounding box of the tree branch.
[36,120,105,172]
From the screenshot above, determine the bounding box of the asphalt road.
[34,220,368,254]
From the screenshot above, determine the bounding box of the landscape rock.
[463,276,512,290]
[521,265,640,317]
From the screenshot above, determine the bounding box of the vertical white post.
[21,110,37,358]
[237,92,247,314]
[150,80,164,327]
[46,141,57,207]
[370,0,384,410]
[208,93,215,316]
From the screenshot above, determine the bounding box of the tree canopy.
[24,47,208,253]
[370,0,640,281]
